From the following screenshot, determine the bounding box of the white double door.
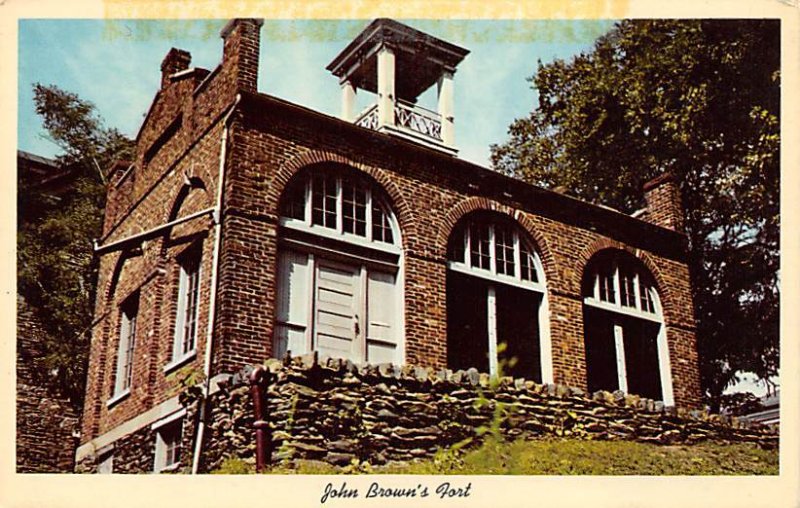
[274,250,400,364]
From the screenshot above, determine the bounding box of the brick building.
[76,18,700,473]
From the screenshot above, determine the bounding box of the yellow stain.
[102,0,631,22]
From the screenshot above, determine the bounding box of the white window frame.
[152,409,185,473]
[583,257,674,406]
[446,217,553,383]
[165,246,201,373]
[108,293,138,406]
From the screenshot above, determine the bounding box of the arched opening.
[274,164,404,364]
[581,250,674,404]
[445,211,552,382]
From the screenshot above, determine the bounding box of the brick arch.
[157,178,212,257]
[102,250,136,312]
[436,196,559,286]
[576,239,677,323]
[269,149,419,248]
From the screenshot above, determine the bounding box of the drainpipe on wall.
[191,93,241,475]
[249,366,268,472]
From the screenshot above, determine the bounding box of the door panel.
[496,284,542,382]
[274,250,310,358]
[446,271,489,372]
[366,270,398,363]
[314,260,360,361]
[621,315,663,400]
[583,306,619,393]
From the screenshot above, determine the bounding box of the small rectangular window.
[113,292,139,397]
[154,418,183,473]
[173,246,201,362]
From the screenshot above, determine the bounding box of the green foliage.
[18,84,135,406]
[211,457,255,474]
[468,342,519,470]
[269,439,777,475]
[490,20,780,409]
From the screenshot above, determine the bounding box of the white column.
[437,70,454,146]
[340,80,356,121]
[377,45,395,128]
[657,325,675,406]
[487,286,498,377]
[614,324,628,392]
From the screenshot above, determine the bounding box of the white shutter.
[366,269,398,364]
[274,250,310,359]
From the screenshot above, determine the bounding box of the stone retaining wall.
[203,355,777,470]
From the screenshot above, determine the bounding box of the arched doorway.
[445,211,552,382]
[582,250,674,404]
[274,164,404,365]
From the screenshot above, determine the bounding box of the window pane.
[180,253,200,355]
[520,243,538,282]
[371,202,394,244]
[116,294,138,395]
[620,273,636,308]
[494,225,515,276]
[342,178,367,237]
[281,180,306,220]
[311,174,337,229]
[161,422,182,468]
[639,278,656,313]
[598,268,615,303]
[469,223,490,270]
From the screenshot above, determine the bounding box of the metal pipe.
[249,366,268,472]
[93,207,215,255]
[191,93,241,474]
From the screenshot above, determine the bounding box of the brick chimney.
[160,48,191,89]
[220,18,263,93]
[643,172,684,232]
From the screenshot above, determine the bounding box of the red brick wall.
[17,297,80,472]
[80,18,701,449]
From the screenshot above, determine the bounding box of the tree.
[18,84,135,407]
[491,20,779,410]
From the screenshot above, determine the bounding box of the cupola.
[326,19,469,155]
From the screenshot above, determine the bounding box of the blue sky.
[18,19,614,168]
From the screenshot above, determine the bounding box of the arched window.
[581,250,673,404]
[274,166,403,365]
[446,212,552,382]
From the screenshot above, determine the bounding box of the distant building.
[740,391,780,426]
[76,19,701,473]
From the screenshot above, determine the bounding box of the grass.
[215,438,778,475]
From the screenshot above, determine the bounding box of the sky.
[18,18,615,168]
